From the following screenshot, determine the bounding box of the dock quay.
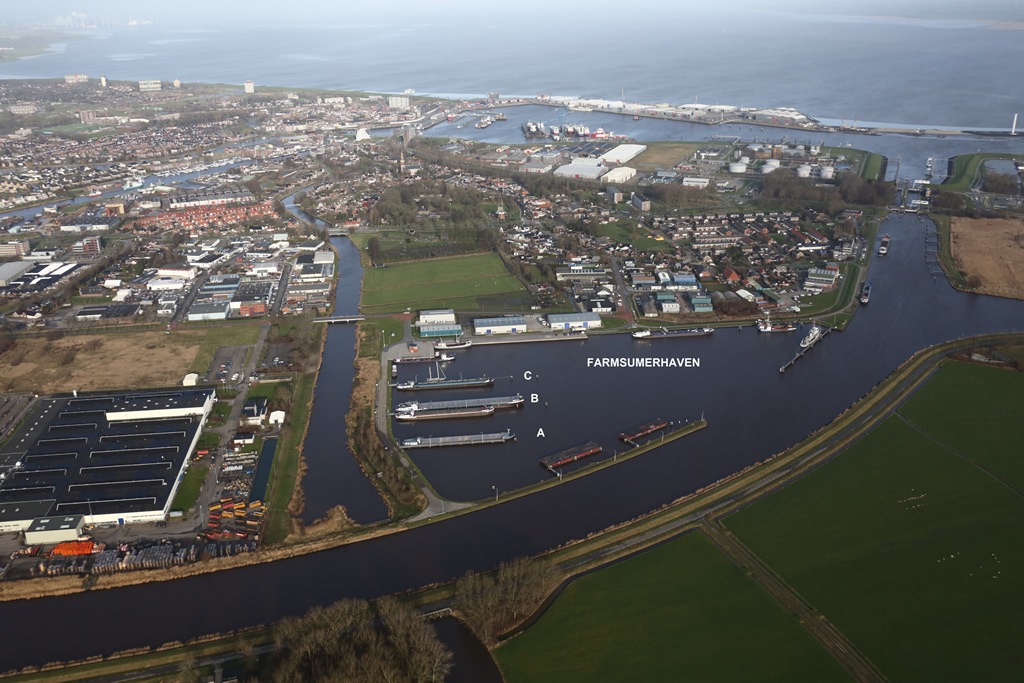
[472,333,586,346]
[779,326,832,373]
[540,441,603,471]
[395,394,524,413]
[401,430,515,449]
[618,418,669,444]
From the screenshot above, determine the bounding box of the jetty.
[779,326,832,373]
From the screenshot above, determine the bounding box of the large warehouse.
[547,312,603,331]
[473,316,526,335]
[0,388,215,532]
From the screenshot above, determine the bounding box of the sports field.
[360,253,530,313]
[495,533,849,683]
[726,361,1024,681]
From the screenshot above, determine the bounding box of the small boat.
[757,313,796,333]
[860,281,872,304]
[123,178,144,191]
[799,324,822,349]
[878,235,891,255]
[434,337,471,350]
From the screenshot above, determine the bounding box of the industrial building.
[599,144,647,165]
[602,167,637,184]
[473,316,526,335]
[0,388,215,533]
[554,163,606,181]
[547,312,603,331]
[418,309,457,326]
[0,261,33,286]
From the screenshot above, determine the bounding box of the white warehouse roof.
[599,144,647,165]
[554,164,606,181]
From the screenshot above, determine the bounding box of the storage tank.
[728,162,748,174]
[761,165,778,174]
[796,164,812,178]
[739,156,750,165]
[819,166,835,180]
[763,158,781,169]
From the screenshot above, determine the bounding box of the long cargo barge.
[618,419,669,441]
[394,352,455,364]
[396,375,495,391]
[539,441,603,470]
[632,327,713,339]
[401,430,515,448]
[394,406,495,421]
[395,394,524,412]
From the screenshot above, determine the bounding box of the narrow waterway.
[283,193,389,524]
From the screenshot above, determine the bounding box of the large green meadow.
[495,532,849,683]
[726,361,1024,681]
[360,253,530,313]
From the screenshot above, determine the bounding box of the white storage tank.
[728,162,748,173]
[739,156,750,165]
[762,165,778,174]
[819,166,835,180]
[763,158,780,169]
[796,164,812,178]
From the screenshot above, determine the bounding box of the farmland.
[726,361,1024,681]
[495,533,849,683]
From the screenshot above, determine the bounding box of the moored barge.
[618,419,669,441]
[539,441,603,470]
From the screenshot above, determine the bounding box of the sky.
[5,0,1024,26]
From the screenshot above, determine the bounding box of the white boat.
[123,178,144,190]
[434,337,471,350]
[757,313,796,333]
[799,324,822,349]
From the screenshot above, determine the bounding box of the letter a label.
[536,428,545,438]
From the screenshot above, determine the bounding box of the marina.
[400,431,516,449]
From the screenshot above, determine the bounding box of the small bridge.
[313,315,366,324]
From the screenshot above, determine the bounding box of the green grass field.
[726,361,1024,681]
[170,464,209,513]
[360,253,530,313]
[495,533,849,683]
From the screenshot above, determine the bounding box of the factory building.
[417,309,457,326]
[547,312,603,331]
[0,389,215,532]
[473,316,526,335]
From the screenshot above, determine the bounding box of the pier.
[395,394,524,412]
[401,430,516,449]
[779,326,832,373]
